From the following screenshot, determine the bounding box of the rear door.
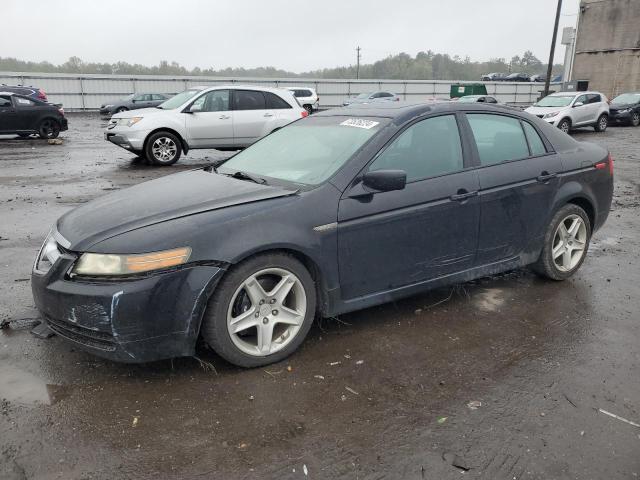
[586,93,603,123]
[231,90,271,146]
[464,113,562,265]
[12,96,41,130]
[0,95,16,132]
[572,94,591,125]
[184,89,234,147]
[337,114,480,299]
[264,91,297,123]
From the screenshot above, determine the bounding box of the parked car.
[481,73,507,81]
[504,73,532,82]
[525,91,610,133]
[457,95,499,104]
[285,87,319,114]
[0,91,68,138]
[32,101,613,366]
[105,85,307,165]
[608,92,640,127]
[99,93,171,116]
[343,91,399,106]
[530,74,563,83]
[0,84,48,101]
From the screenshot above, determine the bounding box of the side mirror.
[362,170,407,192]
[573,101,584,107]
[189,103,203,113]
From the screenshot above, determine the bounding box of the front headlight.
[543,111,559,119]
[71,247,191,277]
[104,104,114,108]
[619,108,631,114]
[116,117,143,127]
[34,232,62,274]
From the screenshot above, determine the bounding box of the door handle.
[450,190,478,202]
[263,113,274,117]
[219,114,231,120]
[536,172,557,182]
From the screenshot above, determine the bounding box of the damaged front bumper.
[31,252,224,363]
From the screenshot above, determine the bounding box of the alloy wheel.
[151,137,177,162]
[227,267,307,357]
[599,116,608,131]
[632,112,640,127]
[552,214,588,272]
[559,120,570,133]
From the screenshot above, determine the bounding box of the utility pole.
[356,46,361,79]
[544,0,562,97]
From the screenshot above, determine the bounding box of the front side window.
[0,96,11,107]
[574,94,588,105]
[219,116,386,185]
[191,90,230,112]
[522,122,547,156]
[467,114,530,165]
[369,115,464,181]
[233,90,266,110]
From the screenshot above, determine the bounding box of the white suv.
[105,85,307,165]
[286,87,319,114]
[525,91,610,134]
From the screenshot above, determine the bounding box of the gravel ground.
[1,113,639,479]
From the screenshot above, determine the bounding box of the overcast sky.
[2,0,579,72]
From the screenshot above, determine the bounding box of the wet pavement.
[1,114,639,479]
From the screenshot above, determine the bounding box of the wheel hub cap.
[152,137,177,161]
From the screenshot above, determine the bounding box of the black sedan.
[99,93,171,116]
[0,92,68,138]
[608,92,640,127]
[31,102,613,367]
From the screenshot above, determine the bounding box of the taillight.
[595,153,613,175]
[301,110,309,118]
[58,107,65,116]
[38,89,47,101]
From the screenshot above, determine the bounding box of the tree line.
[0,51,561,80]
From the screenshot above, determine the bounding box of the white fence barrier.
[0,72,553,110]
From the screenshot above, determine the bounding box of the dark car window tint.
[587,94,601,104]
[15,97,35,107]
[265,92,291,109]
[370,115,463,181]
[522,122,546,156]
[467,114,530,165]
[0,96,11,107]
[193,90,230,112]
[486,96,498,103]
[379,92,393,98]
[233,90,266,110]
[292,89,312,97]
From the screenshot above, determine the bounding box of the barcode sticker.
[340,118,380,129]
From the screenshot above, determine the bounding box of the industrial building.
[571,0,640,98]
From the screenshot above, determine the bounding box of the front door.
[337,114,480,299]
[184,89,234,147]
[464,112,563,265]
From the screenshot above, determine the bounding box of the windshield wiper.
[227,170,267,184]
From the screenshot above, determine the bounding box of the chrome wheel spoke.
[230,307,257,334]
[276,306,303,326]
[552,242,565,259]
[256,322,274,354]
[567,218,580,238]
[243,276,268,305]
[269,274,295,304]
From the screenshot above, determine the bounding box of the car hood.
[525,105,567,115]
[56,169,298,251]
[111,107,165,119]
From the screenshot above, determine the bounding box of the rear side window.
[467,114,529,165]
[587,94,601,104]
[15,97,35,107]
[265,92,291,109]
[233,90,266,110]
[292,89,312,97]
[522,122,546,156]
[370,115,463,181]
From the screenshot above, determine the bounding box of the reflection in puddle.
[0,365,71,406]
[476,288,505,312]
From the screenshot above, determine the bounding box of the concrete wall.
[572,0,640,98]
[0,72,548,110]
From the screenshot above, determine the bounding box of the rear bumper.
[31,255,224,363]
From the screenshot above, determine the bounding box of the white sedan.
[105,85,308,165]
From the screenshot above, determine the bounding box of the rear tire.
[557,118,571,134]
[594,114,608,132]
[532,204,591,281]
[38,119,60,139]
[144,131,181,166]
[303,104,313,114]
[200,252,317,368]
[115,107,128,113]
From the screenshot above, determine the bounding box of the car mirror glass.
[362,170,407,192]
[573,101,584,107]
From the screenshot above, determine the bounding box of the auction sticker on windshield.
[340,118,380,129]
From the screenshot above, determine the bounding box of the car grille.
[45,315,117,351]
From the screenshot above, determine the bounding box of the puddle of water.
[476,288,505,312]
[0,365,71,406]
[594,237,619,247]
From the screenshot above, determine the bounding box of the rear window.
[467,114,530,165]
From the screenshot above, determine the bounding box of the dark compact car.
[31,102,613,367]
[504,73,532,82]
[481,73,507,81]
[99,93,171,116]
[608,92,640,127]
[457,95,499,104]
[0,84,48,101]
[0,92,68,138]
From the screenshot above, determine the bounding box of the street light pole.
[544,0,563,97]
[356,46,361,79]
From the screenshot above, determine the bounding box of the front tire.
[144,131,181,166]
[631,112,640,127]
[38,119,60,139]
[200,253,317,368]
[533,204,591,281]
[115,107,128,114]
[557,118,571,134]
[594,114,608,132]
[303,104,313,114]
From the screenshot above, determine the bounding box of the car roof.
[549,91,603,96]
[196,84,292,94]
[0,91,15,96]
[314,101,520,122]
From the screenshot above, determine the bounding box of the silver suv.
[525,91,610,133]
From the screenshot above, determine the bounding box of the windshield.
[535,95,574,107]
[218,116,386,186]
[356,93,371,99]
[157,89,201,109]
[612,93,640,104]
